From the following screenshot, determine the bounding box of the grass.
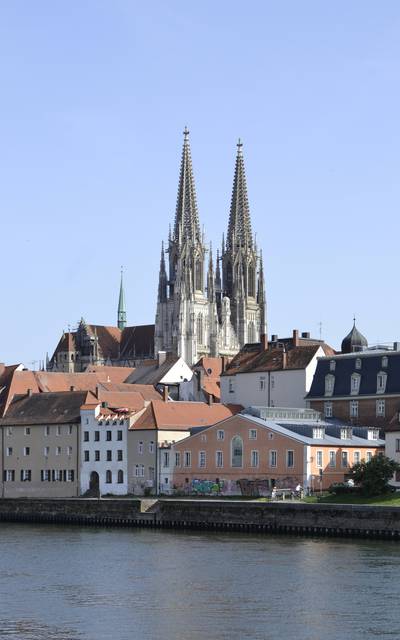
[302,493,400,506]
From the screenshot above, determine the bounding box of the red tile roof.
[131,400,241,431]
[223,345,322,376]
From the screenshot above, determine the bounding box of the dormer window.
[382,356,388,368]
[325,374,335,396]
[368,428,379,441]
[313,427,325,439]
[355,358,362,370]
[329,360,336,372]
[377,372,387,394]
[340,427,352,440]
[350,373,361,395]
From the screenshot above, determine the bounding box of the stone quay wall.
[0,498,400,540]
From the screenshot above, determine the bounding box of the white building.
[385,420,400,487]
[221,344,330,408]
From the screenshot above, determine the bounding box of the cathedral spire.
[257,250,267,337]
[207,243,215,302]
[158,242,168,302]
[173,127,201,245]
[117,267,127,330]
[227,139,253,251]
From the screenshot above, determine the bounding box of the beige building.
[0,390,92,498]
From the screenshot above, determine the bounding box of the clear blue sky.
[1,1,400,365]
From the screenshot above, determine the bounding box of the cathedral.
[155,128,266,365]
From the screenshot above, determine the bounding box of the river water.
[0,523,399,640]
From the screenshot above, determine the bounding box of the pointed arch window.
[197,315,203,346]
[248,321,256,343]
[248,263,255,298]
[195,260,203,291]
[377,371,387,394]
[231,436,243,468]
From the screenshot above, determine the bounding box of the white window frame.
[353,451,361,465]
[325,374,335,396]
[269,450,277,468]
[216,450,223,468]
[184,451,191,467]
[217,429,225,441]
[329,450,336,468]
[324,402,332,418]
[341,451,349,468]
[251,450,259,468]
[199,451,206,468]
[286,450,294,468]
[350,400,359,418]
[249,429,257,440]
[376,399,385,417]
[350,373,361,395]
[316,450,323,468]
[377,371,387,394]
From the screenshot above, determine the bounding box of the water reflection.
[0,524,399,640]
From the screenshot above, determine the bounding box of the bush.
[350,455,400,497]
[328,483,361,496]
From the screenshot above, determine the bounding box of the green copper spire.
[117,267,127,330]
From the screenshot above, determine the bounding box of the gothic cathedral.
[155,128,266,365]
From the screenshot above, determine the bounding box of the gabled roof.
[84,365,135,383]
[222,345,321,376]
[0,390,94,425]
[125,357,181,385]
[131,400,241,431]
[119,325,155,360]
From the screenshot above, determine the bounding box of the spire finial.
[353,315,356,326]
[237,138,243,155]
[183,125,190,140]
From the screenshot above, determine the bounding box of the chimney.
[271,334,278,342]
[260,333,268,352]
[293,329,299,347]
[96,385,100,399]
[70,385,76,392]
[163,385,169,402]
[27,388,33,397]
[208,394,213,406]
[282,347,287,369]
[157,351,167,367]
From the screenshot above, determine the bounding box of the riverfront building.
[170,408,384,495]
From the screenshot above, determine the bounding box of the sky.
[1,1,400,365]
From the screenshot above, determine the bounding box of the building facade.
[155,129,266,365]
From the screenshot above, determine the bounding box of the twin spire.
[227,138,253,251]
[173,126,201,245]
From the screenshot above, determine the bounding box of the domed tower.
[341,319,368,353]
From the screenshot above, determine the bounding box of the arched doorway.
[89,471,100,497]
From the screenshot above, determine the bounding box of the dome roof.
[341,321,368,353]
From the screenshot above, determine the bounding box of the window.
[329,451,336,468]
[149,441,154,453]
[175,452,181,467]
[106,450,112,462]
[366,451,372,462]
[56,426,61,436]
[6,447,12,457]
[68,425,73,435]
[324,402,333,418]
[325,374,335,396]
[44,426,50,436]
[21,470,31,482]
[251,450,259,467]
[228,379,235,394]
[106,431,112,441]
[217,429,225,441]
[94,431,100,442]
[382,356,388,368]
[84,431,89,442]
[117,430,123,441]
[163,451,170,467]
[269,450,277,468]
[119,419,124,426]
[43,446,49,457]
[216,451,223,468]
[350,401,359,418]
[67,446,72,456]
[341,451,348,468]
[376,400,385,417]
[95,450,100,461]
[231,436,243,467]
[184,451,191,467]
[313,428,324,439]
[271,376,275,389]
[249,429,257,440]
[354,451,361,465]
[199,451,206,468]
[5,470,15,481]
[41,470,50,481]
[287,450,294,468]
[197,314,203,345]
[341,427,352,440]
[377,372,387,394]
[149,467,155,480]
[117,450,123,461]
[138,441,143,454]
[7,427,12,436]
[316,450,323,468]
[259,377,266,391]
[84,450,89,462]
[201,434,207,442]
[24,427,30,435]
[355,358,362,370]
[24,447,30,456]
[368,429,379,441]
[350,373,360,395]
[56,446,61,456]
[67,470,75,482]
[105,470,112,484]
[329,360,336,372]
[117,470,124,484]
[135,464,145,477]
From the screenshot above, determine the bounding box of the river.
[0,523,399,640]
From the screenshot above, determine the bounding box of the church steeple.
[207,243,215,302]
[158,242,167,302]
[226,139,253,252]
[173,127,201,245]
[117,268,127,330]
[257,250,267,338]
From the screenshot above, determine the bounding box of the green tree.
[350,455,400,496]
